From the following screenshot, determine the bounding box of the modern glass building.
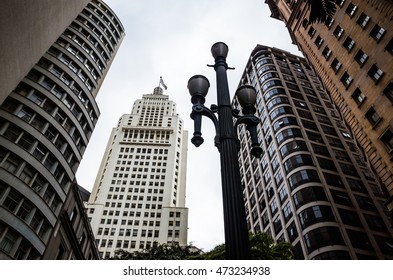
[0,0,124,259]
[86,86,189,259]
[264,0,393,221]
[234,45,393,259]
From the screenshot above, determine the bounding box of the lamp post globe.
[211,42,229,59]
[187,75,210,105]
[235,85,257,115]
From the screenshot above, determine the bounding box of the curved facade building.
[0,0,124,259]
[235,45,393,259]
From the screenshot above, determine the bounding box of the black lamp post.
[187,42,262,260]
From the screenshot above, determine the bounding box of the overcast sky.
[76,0,302,251]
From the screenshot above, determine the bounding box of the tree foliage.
[111,232,293,260]
[187,244,226,260]
[189,232,293,260]
[305,0,337,25]
[249,232,293,260]
[111,242,201,260]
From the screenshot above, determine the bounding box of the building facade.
[0,0,91,105]
[235,45,393,259]
[0,0,124,259]
[86,87,189,259]
[265,0,393,217]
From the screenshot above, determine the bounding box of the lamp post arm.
[190,104,220,149]
[234,115,263,158]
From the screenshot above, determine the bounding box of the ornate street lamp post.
[187,42,262,259]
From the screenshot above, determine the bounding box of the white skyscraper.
[86,86,188,259]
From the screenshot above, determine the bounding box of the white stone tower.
[86,85,188,259]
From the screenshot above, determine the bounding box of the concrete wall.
[0,0,90,105]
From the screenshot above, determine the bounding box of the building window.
[284,154,314,174]
[269,106,294,121]
[380,129,393,153]
[312,143,330,156]
[346,230,373,251]
[275,128,302,146]
[333,26,344,39]
[365,107,382,127]
[338,209,362,227]
[3,124,22,143]
[383,82,393,103]
[272,116,298,132]
[331,58,342,73]
[330,189,352,206]
[299,205,335,230]
[370,24,386,42]
[17,107,34,122]
[283,202,293,222]
[302,19,309,28]
[288,169,320,191]
[278,187,288,203]
[345,3,357,17]
[308,26,316,38]
[314,35,324,48]
[293,186,327,209]
[266,96,290,111]
[351,88,366,106]
[375,236,393,256]
[336,0,346,7]
[279,140,308,158]
[343,36,355,52]
[270,199,278,216]
[355,195,377,212]
[273,217,282,235]
[356,12,370,29]
[287,223,299,245]
[318,157,337,171]
[304,226,345,253]
[262,79,283,92]
[354,49,368,67]
[340,72,353,88]
[322,46,332,60]
[3,190,22,212]
[302,119,318,131]
[385,38,393,54]
[367,64,384,84]
[325,16,334,29]
[364,214,388,232]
